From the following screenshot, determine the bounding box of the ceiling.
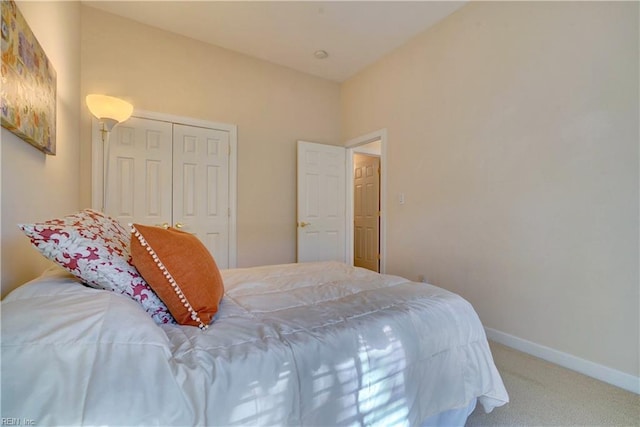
[83,1,466,82]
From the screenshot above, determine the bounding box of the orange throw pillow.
[130,223,224,329]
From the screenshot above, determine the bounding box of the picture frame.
[1,0,57,155]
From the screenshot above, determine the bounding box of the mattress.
[1,261,508,426]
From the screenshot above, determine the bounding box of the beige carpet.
[466,342,640,426]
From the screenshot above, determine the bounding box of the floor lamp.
[85,94,134,213]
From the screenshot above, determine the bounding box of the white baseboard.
[485,327,640,395]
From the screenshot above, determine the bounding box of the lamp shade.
[86,94,133,130]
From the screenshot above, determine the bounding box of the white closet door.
[173,124,230,268]
[105,117,173,228]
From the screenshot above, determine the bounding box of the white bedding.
[1,262,508,426]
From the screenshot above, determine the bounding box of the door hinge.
[377,253,381,260]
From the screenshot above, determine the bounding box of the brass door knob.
[298,221,311,228]
[174,222,185,229]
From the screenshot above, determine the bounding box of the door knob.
[298,221,311,228]
[156,222,170,229]
[174,222,185,229]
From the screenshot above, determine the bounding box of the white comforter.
[1,262,507,426]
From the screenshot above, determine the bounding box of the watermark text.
[1,418,35,426]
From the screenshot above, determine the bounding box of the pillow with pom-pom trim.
[130,223,224,329]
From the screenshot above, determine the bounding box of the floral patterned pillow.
[19,209,174,324]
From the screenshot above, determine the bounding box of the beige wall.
[1,1,81,296]
[2,0,637,383]
[79,6,341,269]
[342,1,639,377]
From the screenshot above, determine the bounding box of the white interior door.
[173,124,230,268]
[103,117,233,269]
[105,117,173,228]
[297,141,346,263]
[353,153,380,272]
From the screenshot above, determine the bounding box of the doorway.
[353,151,380,272]
[346,129,387,273]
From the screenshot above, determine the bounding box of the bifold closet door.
[105,118,231,268]
[105,117,173,229]
[172,124,230,268]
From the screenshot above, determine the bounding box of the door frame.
[345,129,387,273]
[91,109,238,268]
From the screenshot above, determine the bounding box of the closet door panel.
[173,124,230,268]
[105,117,173,228]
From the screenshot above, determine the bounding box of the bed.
[1,261,507,426]
[3,209,507,425]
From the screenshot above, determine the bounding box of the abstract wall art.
[1,0,57,155]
